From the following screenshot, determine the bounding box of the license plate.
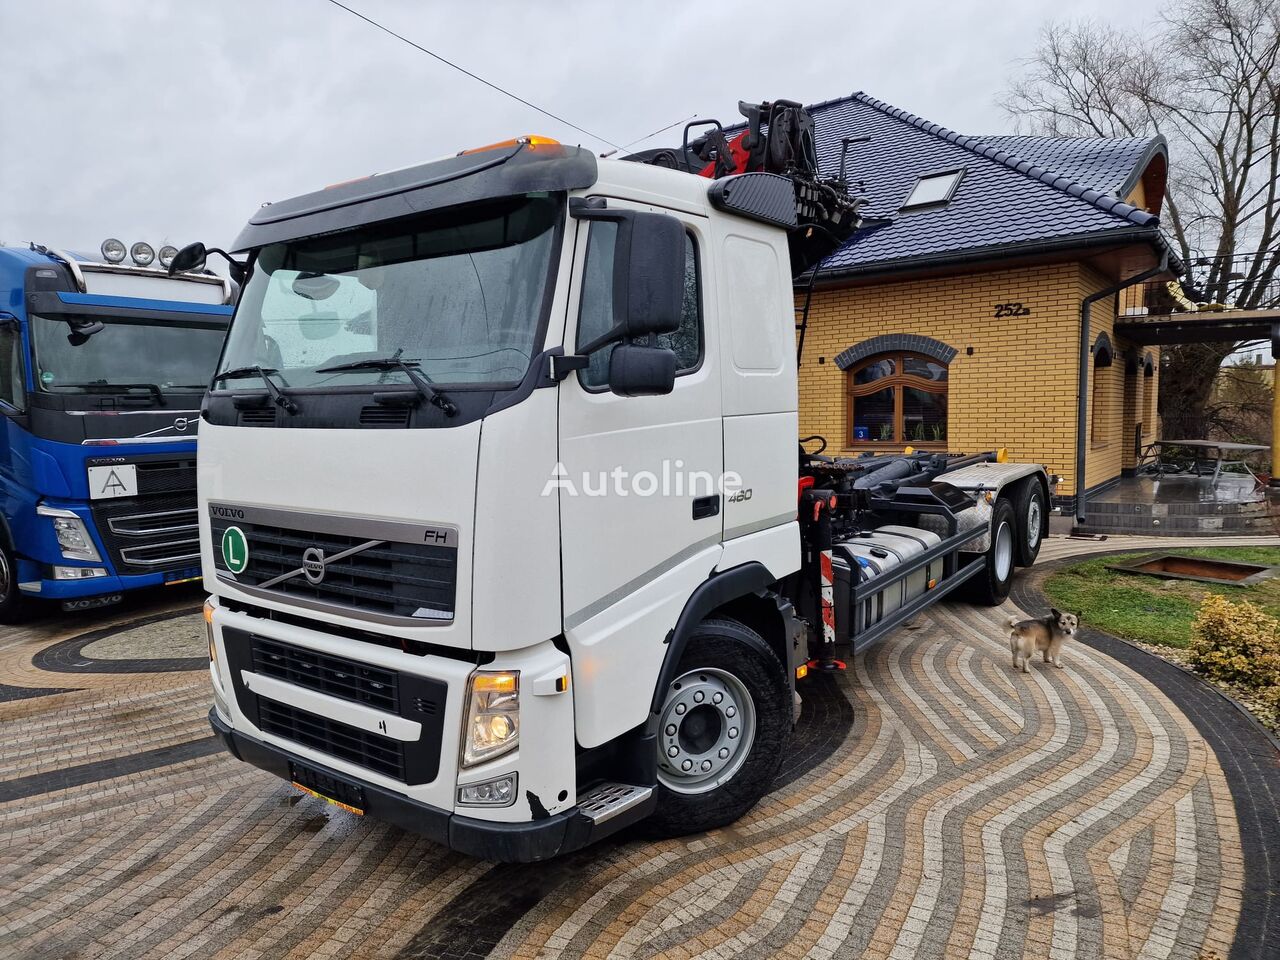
[87,463,138,500]
[289,762,365,816]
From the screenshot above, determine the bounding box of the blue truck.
[0,240,234,619]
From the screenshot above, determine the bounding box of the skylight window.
[901,170,964,210]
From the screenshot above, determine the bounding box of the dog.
[1006,609,1078,673]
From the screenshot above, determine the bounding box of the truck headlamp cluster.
[461,671,519,767]
[37,505,101,562]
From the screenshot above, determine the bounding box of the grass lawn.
[1042,546,1280,648]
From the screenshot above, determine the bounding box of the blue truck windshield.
[30,314,228,393]
[218,194,559,390]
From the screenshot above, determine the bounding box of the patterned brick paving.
[0,537,1274,959]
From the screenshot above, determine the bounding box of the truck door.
[557,205,724,747]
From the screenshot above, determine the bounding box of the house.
[794,93,1180,518]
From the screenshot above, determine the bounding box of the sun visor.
[232,143,598,252]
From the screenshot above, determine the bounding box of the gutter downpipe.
[1075,251,1169,524]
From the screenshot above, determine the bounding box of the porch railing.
[1119,252,1280,317]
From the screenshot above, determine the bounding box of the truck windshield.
[30,314,229,394]
[218,193,561,390]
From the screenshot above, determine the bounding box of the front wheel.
[645,618,790,838]
[0,540,30,624]
[963,498,1016,606]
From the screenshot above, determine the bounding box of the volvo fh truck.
[0,241,234,619]
[197,105,1052,861]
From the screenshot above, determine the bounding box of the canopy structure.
[1115,308,1280,486]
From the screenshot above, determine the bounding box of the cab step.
[576,782,653,824]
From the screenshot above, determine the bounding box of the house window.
[901,170,964,210]
[1091,360,1108,447]
[847,352,948,446]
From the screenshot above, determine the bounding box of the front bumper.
[18,565,200,600]
[210,709,623,862]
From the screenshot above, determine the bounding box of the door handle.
[692,495,720,520]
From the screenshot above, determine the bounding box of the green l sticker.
[221,526,249,574]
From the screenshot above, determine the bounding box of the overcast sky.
[0,0,1169,256]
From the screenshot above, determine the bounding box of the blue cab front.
[0,241,233,618]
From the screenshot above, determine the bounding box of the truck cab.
[0,241,234,618]
[200,138,1050,861]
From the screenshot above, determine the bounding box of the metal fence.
[1119,252,1280,317]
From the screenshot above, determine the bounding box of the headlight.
[100,238,127,263]
[130,241,155,266]
[37,506,101,562]
[461,671,519,767]
[158,245,179,269]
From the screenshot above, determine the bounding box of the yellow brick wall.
[796,261,1156,498]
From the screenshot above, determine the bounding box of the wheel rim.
[0,548,11,604]
[994,521,1014,580]
[656,667,756,795]
[1026,497,1043,550]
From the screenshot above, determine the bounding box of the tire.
[964,498,1016,606]
[1011,479,1046,567]
[0,540,30,625]
[645,618,790,838]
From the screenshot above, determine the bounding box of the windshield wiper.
[214,366,299,415]
[54,381,165,406]
[316,351,458,417]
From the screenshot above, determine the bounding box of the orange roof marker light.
[459,135,560,156]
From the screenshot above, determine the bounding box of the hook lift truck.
[191,99,1054,861]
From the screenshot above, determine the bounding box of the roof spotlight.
[130,241,155,267]
[100,238,127,263]
[158,245,179,269]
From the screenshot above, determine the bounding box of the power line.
[322,0,622,150]
[610,114,699,156]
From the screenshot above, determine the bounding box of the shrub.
[1188,595,1280,703]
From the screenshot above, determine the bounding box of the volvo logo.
[302,547,327,585]
[210,505,246,520]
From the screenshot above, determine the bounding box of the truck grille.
[258,700,405,780]
[221,626,448,786]
[208,506,457,625]
[92,491,200,574]
[252,636,398,712]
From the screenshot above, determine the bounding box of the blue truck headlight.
[461,671,519,767]
[52,566,108,580]
[37,506,102,562]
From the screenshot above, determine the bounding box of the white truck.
[188,103,1053,861]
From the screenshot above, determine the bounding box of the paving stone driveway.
[1,537,1275,960]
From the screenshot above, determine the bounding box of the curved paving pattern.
[1,537,1274,960]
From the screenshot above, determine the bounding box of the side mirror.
[619,212,685,338]
[167,242,207,275]
[608,344,676,397]
[67,320,105,346]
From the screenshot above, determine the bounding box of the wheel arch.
[646,562,793,728]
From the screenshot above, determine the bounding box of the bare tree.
[1002,0,1280,438]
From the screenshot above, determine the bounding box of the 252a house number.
[993,302,1032,318]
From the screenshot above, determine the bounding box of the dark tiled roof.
[969,135,1164,197]
[802,93,1170,278]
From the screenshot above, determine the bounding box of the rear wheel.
[0,540,30,624]
[964,498,1016,606]
[1012,479,1046,566]
[646,618,790,837]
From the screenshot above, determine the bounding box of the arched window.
[847,352,948,446]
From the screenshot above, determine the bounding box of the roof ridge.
[850,92,1158,229]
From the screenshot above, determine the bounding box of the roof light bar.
[458,135,559,156]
